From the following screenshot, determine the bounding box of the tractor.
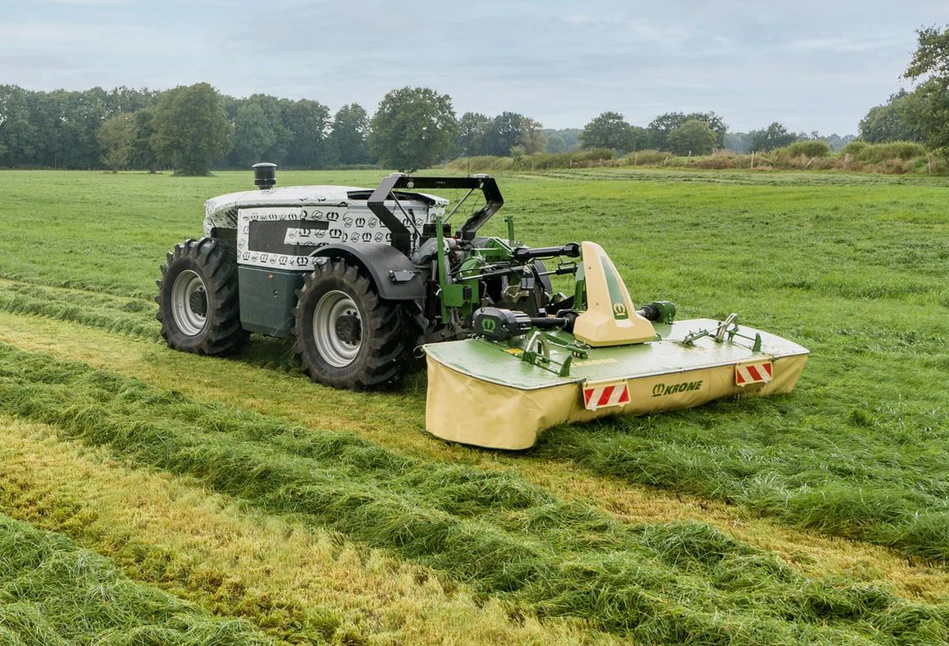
[157,164,587,388]
[157,165,808,449]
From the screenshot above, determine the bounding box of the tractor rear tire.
[156,238,247,356]
[293,258,406,390]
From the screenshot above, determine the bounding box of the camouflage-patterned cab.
[157,165,455,391]
[203,178,447,336]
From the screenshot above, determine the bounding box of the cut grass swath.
[3,275,949,569]
[0,511,268,645]
[0,416,621,646]
[0,343,947,643]
[0,279,159,340]
[9,310,949,608]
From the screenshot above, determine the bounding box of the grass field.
[0,168,947,643]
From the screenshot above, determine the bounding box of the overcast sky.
[2,0,946,134]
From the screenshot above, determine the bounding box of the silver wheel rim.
[171,270,208,336]
[313,290,362,368]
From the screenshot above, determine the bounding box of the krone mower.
[158,166,808,449]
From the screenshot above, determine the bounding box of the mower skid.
[424,319,808,450]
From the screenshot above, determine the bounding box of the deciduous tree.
[233,94,291,167]
[904,25,949,161]
[858,91,923,143]
[98,113,135,170]
[580,112,634,152]
[368,87,457,170]
[457,112,491,157]
[483,112,523,157]
[152,83,231,176]
[667,120,718,156]
[128,108,159,172]
[749,122,798,151]
[546,134,566,153]
[0,85,35,167]
[648,111,727,151]
[519,117,547,154]
[284,99,330,168]
[327,103,372,166]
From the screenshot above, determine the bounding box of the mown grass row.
[0,416,613,645]
[12,309,949,608]
[537,396,949,562]
[0,343,946,643]
[0,511,267,645]
[0,279,159,339]
[5,272,949,566]
[4,276,949,572]
[520,167,949,187]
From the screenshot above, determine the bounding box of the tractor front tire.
[156,238,247,356]
[293,258,405,390]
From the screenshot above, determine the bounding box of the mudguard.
[313,243,426,301]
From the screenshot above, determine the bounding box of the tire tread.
[156,237,248,356]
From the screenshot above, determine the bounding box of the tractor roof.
[205,185,448,221]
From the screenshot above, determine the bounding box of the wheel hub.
[170,269,209,336]
[312,290,364,368]
[334,312,361,344]
[189,289,208,316]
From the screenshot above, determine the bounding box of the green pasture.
[0,168,947,643]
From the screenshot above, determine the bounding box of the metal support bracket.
[683,313,764,352]
[519,331,588,377]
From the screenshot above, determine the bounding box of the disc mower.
[157,165,808,449]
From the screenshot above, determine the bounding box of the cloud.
[0,21,206,59]
[40,0,131,4]
[2,0,946,133]
[789,35,905,53]
[0,23,148,47]
[562,15,691,45]
[0,54,74,73]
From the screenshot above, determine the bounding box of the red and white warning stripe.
[735,360,773,386]
[582,381,630,411]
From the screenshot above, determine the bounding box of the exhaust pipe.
[252,162,276,190]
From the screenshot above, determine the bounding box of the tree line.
[0,84,366,173]
[856,25,949,160]
[749,26,949,159]
[1,25,946,174]
[0,83,551,174]
[0,80,858,174]
[0,81,738,173]
[516,25,949,161]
